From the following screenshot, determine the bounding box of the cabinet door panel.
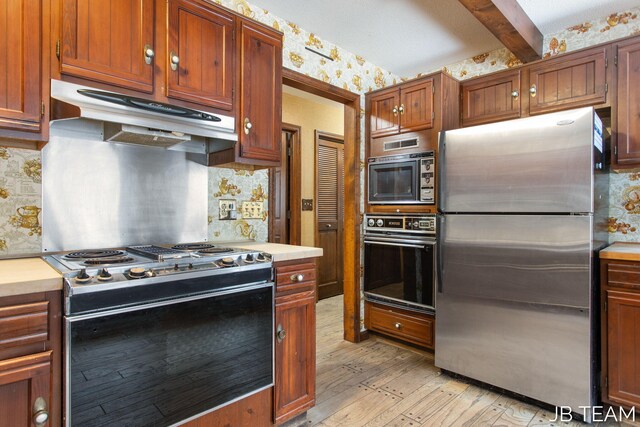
[615,39,640,166]
[0,0,42,132]
[528,47,606,115]
[462,70,521,127]
[370,89,399,138]
[0,352,51,427]
[400,79,433,132]
[607,290,640,408]
[238,20,282,162]
[274,290,315,424]
[167,0,234,110]
[61,0,155,93]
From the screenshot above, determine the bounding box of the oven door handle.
[363,239,433,249]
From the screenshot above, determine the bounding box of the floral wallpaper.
[0,146,42,255]
[208,168,269,242]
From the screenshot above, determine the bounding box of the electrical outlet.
[241,201,263,219]
[219,199,237,220]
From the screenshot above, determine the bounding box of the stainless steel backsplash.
[42,122,208,252]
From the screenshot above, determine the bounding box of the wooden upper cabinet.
[166,0,234,110]
[528,47,607,115]
[614,38,640,166]
[60,0,155,93]
[462,70,521,127]
[605,289,640,408]
[0,0,43,133]
[399,79,433,132]
[238,20,282,163]
[370,88,400,138]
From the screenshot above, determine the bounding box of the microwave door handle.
[363,240,427,249]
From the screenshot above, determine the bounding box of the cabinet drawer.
[607,263,640,290]
[276,262,316,294]
[0,301,49,349]
[365,301,434,349]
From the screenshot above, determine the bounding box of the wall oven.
[368,151,435,205]
[363,214,436,312]
[63,264,274,427]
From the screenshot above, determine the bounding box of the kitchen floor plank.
[419,384,500,426]
[493,401,539,426]
[319,387,403,427]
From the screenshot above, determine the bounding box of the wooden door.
[166,0,234,110]
[274,290,316,424]
[0,352,52,427]
[270,130,290,244]
[0,0,43,134]
[462,70,521,127]
[60,0,155,93]
[615,39,640,166]
[238,19,282,162]
[369,88,400,138]
[399,79,433,132]
[606,290,640,408]
[315,132,344,300]
[528,47,607,115]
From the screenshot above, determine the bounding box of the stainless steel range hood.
[50,79,237,153]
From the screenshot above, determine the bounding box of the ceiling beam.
[458,0,543,63]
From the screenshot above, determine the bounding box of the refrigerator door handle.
[436,214,444,294]
[437,131,446,211]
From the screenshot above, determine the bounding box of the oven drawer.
[276,262,316,295]
[365,301,435,349]
[607,262,640,291]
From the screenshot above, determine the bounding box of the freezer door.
[439,107,595,213]
[435,214,595,411]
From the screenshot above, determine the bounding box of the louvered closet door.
[316,132,344,300]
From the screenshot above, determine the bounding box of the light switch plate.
[241,201,263,219]
[219,199,237,220]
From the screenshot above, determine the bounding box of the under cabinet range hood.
[50,79,237,153]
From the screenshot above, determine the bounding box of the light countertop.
[600,242,640,262]
[223,242,323,262]
[0,258,63,297]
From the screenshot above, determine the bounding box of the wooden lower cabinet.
[601,259,640,410]
[0,291,61,427]
[365,301,434,349]
[273,259,317,425]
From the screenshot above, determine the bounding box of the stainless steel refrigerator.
[435,107,608,420]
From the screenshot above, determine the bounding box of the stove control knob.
[75,269,91,284]
[413,221,420,229]
[188,263,193,269]
[246,253,254,262]
[367,218,375,227]
[174,263,179,271]
[96,268,113,282]
[376,219,384,227]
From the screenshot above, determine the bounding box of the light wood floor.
[309,296,637,427]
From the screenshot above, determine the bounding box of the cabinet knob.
[290,273,304,282]
[529,84,537,97]
[392,105,399,116]
[170,52,180,71]
[394,322,402,330]
[33,397,49,427]
[143,44,155,65]
[398,104,405,114]
[244,118,252,135]
[276,324,287,342]
[511,90,519,98]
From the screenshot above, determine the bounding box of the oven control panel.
[364,214,436,235]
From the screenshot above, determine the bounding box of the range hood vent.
[50,79,237,153]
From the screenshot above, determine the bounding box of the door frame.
[282,68,362,343]
[268,123,302,245]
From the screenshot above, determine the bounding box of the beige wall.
[282,89,344,247]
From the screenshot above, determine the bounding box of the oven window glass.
[364,242,434,309]
[369,161,416,202]
[68,286,272,427]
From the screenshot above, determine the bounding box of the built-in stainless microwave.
[368,151,434,205]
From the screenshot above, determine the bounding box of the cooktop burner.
[65,250,126,259]
[172,243,216,251]
[84,256,135,266]
[197,247,234,255]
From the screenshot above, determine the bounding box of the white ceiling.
[253,0,640,78]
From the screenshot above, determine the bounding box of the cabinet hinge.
[604,300,607,312]
[605,57,608,67]
[614,55,618,66]
[286,210,291,219]
[56,40,60,60]
[287,147,291,156]
[605,83,608,93]
[432,112,435,120]
[41,102,45,117]
[614,145,618,156]
[432,85,435,94]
